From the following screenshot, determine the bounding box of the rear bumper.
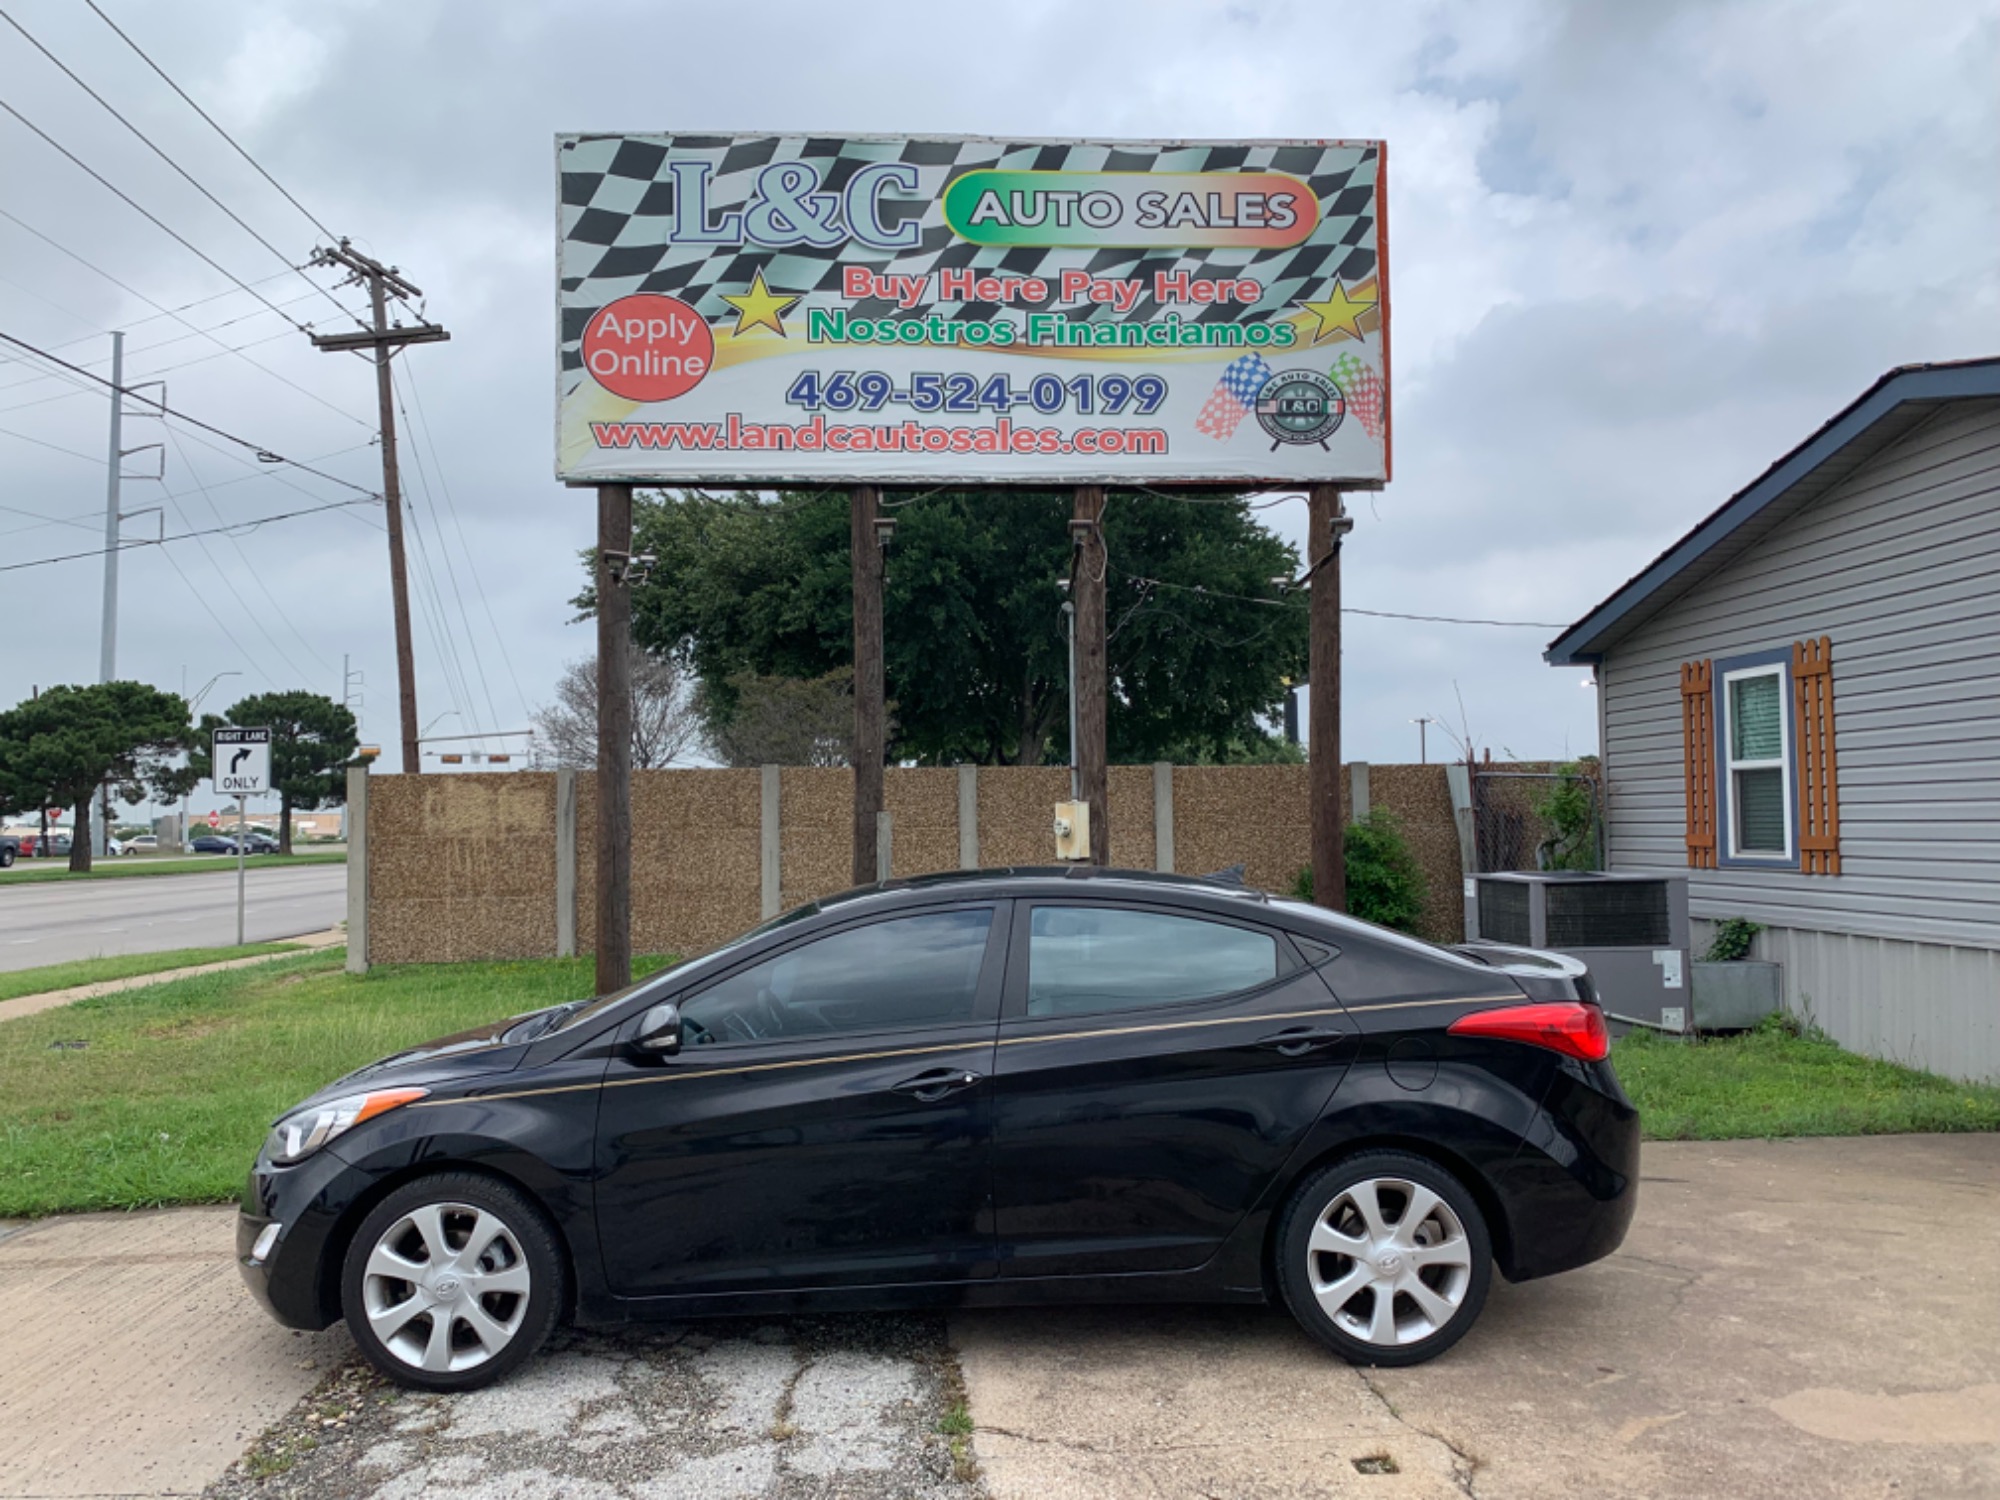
[1493,1058,1641,1282]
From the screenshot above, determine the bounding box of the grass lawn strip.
[0,944,307,1006]
[0,951,679,1217]
[1613,1017,2000,1139]
[0,851,346,885]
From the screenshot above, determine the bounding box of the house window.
[1721,661,1791,859]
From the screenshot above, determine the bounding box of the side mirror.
[634,1001,682,1056]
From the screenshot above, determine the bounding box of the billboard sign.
[556,134,1388,486]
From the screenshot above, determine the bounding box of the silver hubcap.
[362,1202,531,1373]
[1306,1176,1473,1348]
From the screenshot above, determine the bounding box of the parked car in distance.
[239,867,1639,1393]
[127,835,158,852]
[190,834,240,854]
[105,836,126,857]
[242,831,281,853]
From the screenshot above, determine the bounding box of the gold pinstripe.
[407,994,1523,1109]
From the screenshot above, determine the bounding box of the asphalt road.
[0,864,347,971]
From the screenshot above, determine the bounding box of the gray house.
[1547,359,2000,1083]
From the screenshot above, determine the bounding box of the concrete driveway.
[955,1135,2000,1499]
[3,1138,1994,1499]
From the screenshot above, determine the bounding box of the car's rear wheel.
[340,1172,564,1391]
[1274,1150,1492,1367]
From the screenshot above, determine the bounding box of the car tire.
[1274,1149,1492,1368]
[340,1172,565,1392]
[0,848,12,868]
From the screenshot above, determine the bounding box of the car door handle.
[888,1068,983,1103]
[1257,1027,1347,1058]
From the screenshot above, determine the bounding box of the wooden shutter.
[1793,635,1841,874]
[1680,659,1716,868]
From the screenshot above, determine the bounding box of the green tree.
[607,488,1307,766]
[1290,809,1428,934]
[0,682,189,872]
[176,692,359,854]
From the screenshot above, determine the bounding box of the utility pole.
[99,331,123,686]
[1072,485,1108,865]
[310,241,449,776]
[93,331,123,862]
[1309,485,1352,911]
[851,485,887,886]
[1412,715,1437,764]
[595,485,635,995]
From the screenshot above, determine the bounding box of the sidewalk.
[0,1209,345,1498]
[0,929,344,1026]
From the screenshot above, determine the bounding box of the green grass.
[0,950,677,1216]
[0,850,346,884]
[1615,1016,2000,1140]
[0,944,305,1004]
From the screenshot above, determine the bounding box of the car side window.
[1025,906,1280,1019]
[679,908,994,1046]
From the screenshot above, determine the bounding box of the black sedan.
[238,868,1638,1391]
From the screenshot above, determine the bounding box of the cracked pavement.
[204,1318,979,1500]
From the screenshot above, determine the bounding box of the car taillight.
[1448,1002,1610,1062]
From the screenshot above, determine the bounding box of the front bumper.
[236,1147,376,1331]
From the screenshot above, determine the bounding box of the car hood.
[292,1010,550,1112]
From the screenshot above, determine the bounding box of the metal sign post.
[213,727,272,947]
[237,797,247,947]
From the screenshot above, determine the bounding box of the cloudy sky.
[3,0,1995,806]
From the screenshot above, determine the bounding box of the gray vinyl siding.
[1598,402,2000,1079]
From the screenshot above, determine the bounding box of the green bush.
[1288,808,1427,933]
[1703,916,1764,962]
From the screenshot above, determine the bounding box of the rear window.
[1026,906,1279,1019]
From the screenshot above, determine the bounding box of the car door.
[594,901,1008,1299]
[991,899,1354,1279]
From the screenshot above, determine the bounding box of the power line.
[0,326,297,414]
[0,208,367,426]
[393,362,499,744]
[159,422,330,678]
[0,424,102,465]
[402,355,530,725]
[0,495,381,573]
[0,8,362,329]
[1120,571,1568,628]
[0,94,319,336]
[84,0,338,244]
[0,499,100,534]
[0,287,327,396]
[0,329,377,494]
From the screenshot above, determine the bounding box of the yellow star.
[1298,282,1377,344]
[720,269,799,338]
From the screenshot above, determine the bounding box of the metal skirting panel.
[1752,924,2000,1084]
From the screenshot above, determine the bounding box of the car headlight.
[263,1087,428,1165]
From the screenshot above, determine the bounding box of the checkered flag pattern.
[1196,354,1276,440]
[558,135,1382,391]
[1328,351,1385,439]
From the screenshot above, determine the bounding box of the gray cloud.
[2,0,1994,803]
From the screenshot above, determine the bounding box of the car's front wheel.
[340,1172,565,1391]
[1274,1150,1492,1367]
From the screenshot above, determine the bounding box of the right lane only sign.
[212,727,272,801]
